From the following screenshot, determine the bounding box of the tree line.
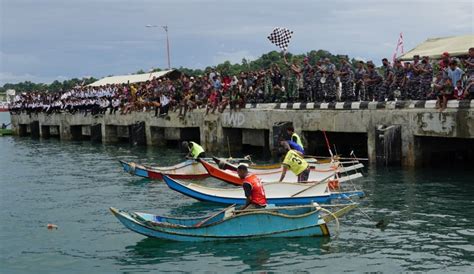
[0,50,351,93]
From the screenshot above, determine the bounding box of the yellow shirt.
[190,142,205,159]
[282,150,308,175]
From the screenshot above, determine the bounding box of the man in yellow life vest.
[279,145,310,183]
[286,126,304,151]
[182,141,206,159]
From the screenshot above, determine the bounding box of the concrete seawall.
[10,100,474,167]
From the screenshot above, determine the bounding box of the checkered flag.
[267,27,294,51]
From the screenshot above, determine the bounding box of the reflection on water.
[123,236,330,272]
[0,135,473,272]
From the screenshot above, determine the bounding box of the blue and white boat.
[110,203,357,241]
[163,175,364,205]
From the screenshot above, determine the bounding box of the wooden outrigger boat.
[120,157,364,183]
[110,203,357,241]
[199,159,363,186]
[119,160,209,180]
[162,175,365,205]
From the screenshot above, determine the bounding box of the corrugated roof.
[88,70,179,86]
[398,34,474,61]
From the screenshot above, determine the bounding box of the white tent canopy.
[89,70,179,86]
[398,34,474,61]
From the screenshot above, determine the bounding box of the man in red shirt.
[237,164,267,210]
[439,52,450,71]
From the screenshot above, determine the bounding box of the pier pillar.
[148,126,166,146]
[129,122,146,146]
[103,125,119,143]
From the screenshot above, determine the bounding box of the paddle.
[194,204,236,227]
[290,173,335,197]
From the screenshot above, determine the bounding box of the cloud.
[0,72,69,85]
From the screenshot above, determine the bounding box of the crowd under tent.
[398,34,473,61]
[89,69,181,87]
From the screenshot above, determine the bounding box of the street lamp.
[146,24,171,70]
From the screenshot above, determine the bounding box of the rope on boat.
[320,207,340,239]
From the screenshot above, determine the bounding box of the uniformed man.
[237,164,267,210]
[182,141,206,159]
[279,145,310,183]
[381,58,394,101]
[322,58,337,102]
[286,126,304,151]
[419,56,433,100]
[312,59,325,102]
[354,61,366,101]
[364,62,383,101]
[407,55,421,100]
[338,56,354,101]
[302,57,314,102]
[390,60,407,100]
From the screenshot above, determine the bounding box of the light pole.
[146,24,171,70]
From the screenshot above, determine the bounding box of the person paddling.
[279,144,310,183]
[182,141,206,159]
[237,164,267,210]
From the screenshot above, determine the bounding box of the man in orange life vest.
[237,164,267,210]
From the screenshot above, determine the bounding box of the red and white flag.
[392,32,404,63]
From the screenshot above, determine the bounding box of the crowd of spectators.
[9,47,474,116]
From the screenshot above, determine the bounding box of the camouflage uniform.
[406,63,421,100]
[365,70,383,101]
[381,65,394,101]
[312,65,324,102]
[339,63,354,101]
[302,63,313,102]
[323,63,337,102]
[354,67,366,101]
[419,62,433,100]
[390,65,406,100]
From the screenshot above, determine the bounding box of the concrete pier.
[10,100,474,167]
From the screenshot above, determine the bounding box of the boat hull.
[163,175,364,205]
[110,206,329,241]
[120,160,209,180]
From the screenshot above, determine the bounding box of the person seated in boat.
[1,123,6,129]
[280,139,304,155]
[286,126,304,151]
[237,164,267,210]
[182,141,206,159]
[279,145,310,183]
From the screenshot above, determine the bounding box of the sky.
[0,0,472,85]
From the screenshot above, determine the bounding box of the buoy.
[47,224,58,230]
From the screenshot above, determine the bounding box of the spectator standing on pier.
[381,58,394,101]
[439,52,451,71]
[302,57,313,102]
[446,60,464,90]
[284,56,302,102]
[390,60,406,100]
[419,56,434,99]
[338,56,354,101]
[463,47,474,78]
[312,59,325,102]
[354,61,366,101]
[405,56,420,100]
[364,62,383,101]
[322,58,337,102]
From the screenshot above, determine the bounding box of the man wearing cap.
[286,126,304,151]
[182,141,206,159]
[279,144,310,183]
[338,56,354,102]
[439,52,450,71]
[419,56,434,99]
[237,164,267,210]
[381,58,394,101]
[302,57,313,102]
[364,62,383,101]
[354,61,366,101]
[322,58,337,102]
[390,60,407,100]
